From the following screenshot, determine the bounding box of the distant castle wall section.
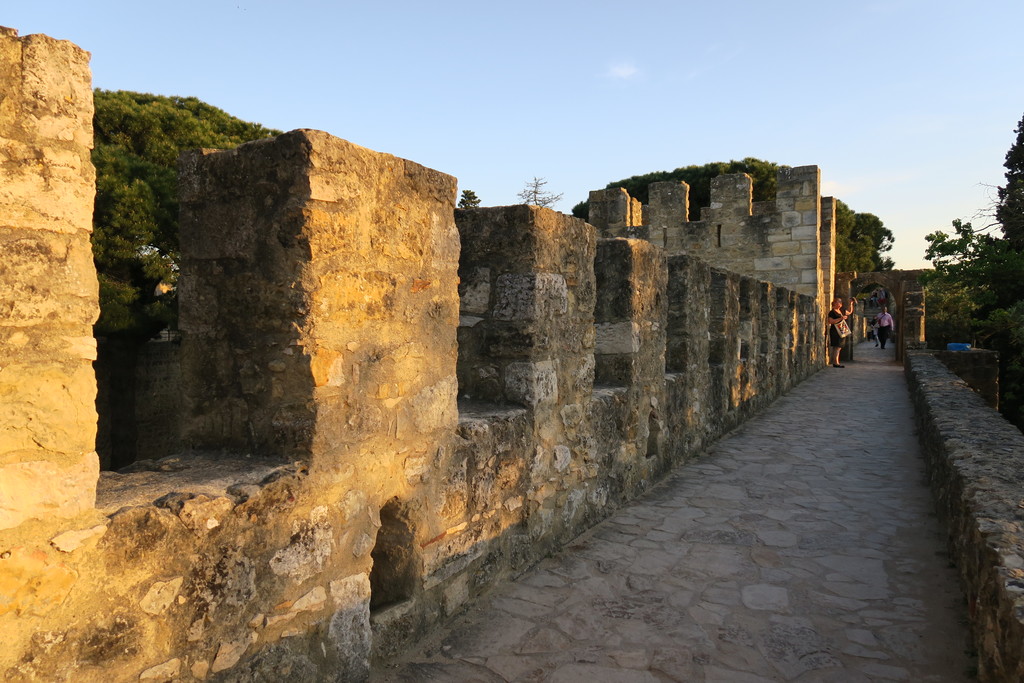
[589,166,833,307]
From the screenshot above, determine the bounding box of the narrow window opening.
[369,499,417,612]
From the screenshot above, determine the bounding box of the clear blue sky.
[7,0,1024,269]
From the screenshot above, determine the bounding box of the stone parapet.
[905,351,1024,682]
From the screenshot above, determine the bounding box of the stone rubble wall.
[0,27,829,683]
[905,351,1024,682]
[0,27,100,532]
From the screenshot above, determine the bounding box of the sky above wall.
[7,0,1024,269]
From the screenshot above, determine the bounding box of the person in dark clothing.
[875,306,894,350]
[827,297,854,367]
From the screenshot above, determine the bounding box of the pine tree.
[458,189,481,209]
[996,113,1024,249]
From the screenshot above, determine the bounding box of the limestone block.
[410,377,457,433]
[754,257,790,272]
[14,33,94,147]
[553,445,572,473]
[504,360,558,406]
[595,322,641,354]
[0,229,98,328]
[790,254,818,270]
[269,507,333,582]
[291,585,327,612]
[781,211,804,229]
[49,524,106,553]
[211,632,258,673]
[327,574,371,681]
[791,225,818,241]
[771,241,802,257]
[0,453,98,529]
[459,267,491,314]
[139,658,181,681]
[492,273,568,321]
[140,576,184,615]
[0,546,77,617]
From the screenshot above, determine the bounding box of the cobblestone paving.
[376,343,972,682]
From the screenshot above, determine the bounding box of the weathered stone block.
[0,27,98,531]
[179,130,459,466]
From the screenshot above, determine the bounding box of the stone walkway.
[375,342,972,682]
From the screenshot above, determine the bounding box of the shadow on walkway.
[376,342,972,682]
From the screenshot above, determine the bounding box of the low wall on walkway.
[905,351,1024,682]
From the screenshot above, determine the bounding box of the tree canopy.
[834,200,894,273]
[572,158,893,272]
[92,90,281,339]
[458,189,481,208]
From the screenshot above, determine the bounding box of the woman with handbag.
[827,297,854,368]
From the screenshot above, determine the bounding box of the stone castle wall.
[1,28,828,682]
[905,352,1024,681]
[588,167,834,305]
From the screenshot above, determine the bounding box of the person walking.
[827,297,854,368]
[875,306,894,350]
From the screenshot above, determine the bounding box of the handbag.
[836,319,852,338]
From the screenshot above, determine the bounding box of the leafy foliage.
[517,177,563,208]
[458,189,481,208]
[92,90,281,339]
[834,200,894,272]
[924,219,1024,428]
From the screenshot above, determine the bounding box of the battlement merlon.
[585,165,835,305]
[587,187,645,236]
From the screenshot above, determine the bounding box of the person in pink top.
[875,307,894,349]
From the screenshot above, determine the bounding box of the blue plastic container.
[946,343,972,351]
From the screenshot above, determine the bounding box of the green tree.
[517,177,563,208]
[92,90,281,339]
[458,189,481,208]
[834,200,894,272]
[997,113,1024,248]
[924,219,1024,428]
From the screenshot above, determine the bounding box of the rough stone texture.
[590,167,829,304]
[934,348,1000,409]
[178,129,460,469]
[906,351,1024,682]
[0,27,99,531]
[593,238,668,497]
